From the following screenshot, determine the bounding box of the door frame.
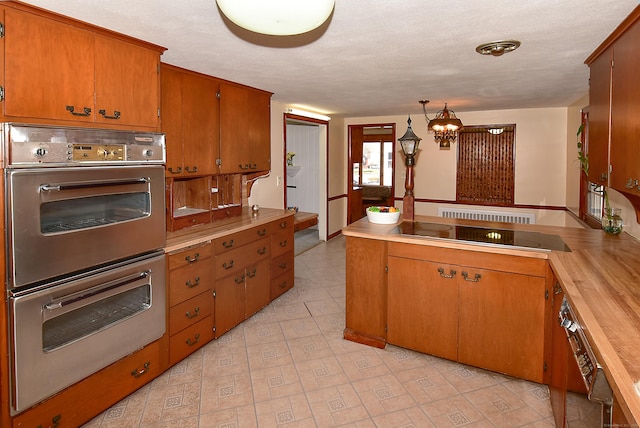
[347,123,397,224]
[283,113,329,241]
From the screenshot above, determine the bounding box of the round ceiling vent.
[475,40,521,57]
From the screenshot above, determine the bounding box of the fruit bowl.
[366,206,401,224]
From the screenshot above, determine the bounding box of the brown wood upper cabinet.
[586,6,640,215]
[219,82,272,174]
[2,5,164,130]
[161,64,220,177]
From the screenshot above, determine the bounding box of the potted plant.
[576,124,623,235]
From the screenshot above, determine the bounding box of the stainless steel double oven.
[3,124,167,414]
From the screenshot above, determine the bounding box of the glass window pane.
[383,141,393,186]
[362,142,381,184]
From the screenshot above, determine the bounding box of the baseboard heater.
[437,207,536,224]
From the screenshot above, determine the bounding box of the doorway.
[347,123,396,224]
[283,113,328,241]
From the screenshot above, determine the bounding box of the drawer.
[271,251,294,279]
[12,339,163,428]
[272,228,294,258]
[271,268,295,300]
[169,315,213,366]
[169,291,213,336]
[272,216,294,232]
[169,261,213,306]
[214,236,270,279]
[213,224,270,254]
[168,242,213,271]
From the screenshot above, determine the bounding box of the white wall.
[345,108,582,227]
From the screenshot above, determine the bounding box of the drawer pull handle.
[185,307,200,319]
[223,239,234,248]
[185,253,200,263]
[131,361,151,378]
[186,334,200,346]
[246,268,257,278]
[168,166,182,174]
[223,260,235,270]
[461,271,481,282]
[66,105,92,117]
[234,274,246,284]
[279,280,288,289]
[438,268,456,279]
[98,109,121,120]
[257,246,267,255]
[279,221,288,228]
[185,166,198,173]
[258,228,268,236]
[185,277,201,288]
[279,240,288,248]
[278,262,288,269]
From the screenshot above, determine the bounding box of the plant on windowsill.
[577,124,623,235]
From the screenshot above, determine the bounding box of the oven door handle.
[43,270,151,319]
[40,177,150,192]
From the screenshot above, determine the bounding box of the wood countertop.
[343,215,640,424]
[165,207,294,253]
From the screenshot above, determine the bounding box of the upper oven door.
[6,165,165,289]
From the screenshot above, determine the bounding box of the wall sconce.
[398,116,422,221]
[419,100,464,149]
[216,0,335,35]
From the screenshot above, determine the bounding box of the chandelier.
[419,100,464,149]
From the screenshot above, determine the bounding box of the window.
[362,139,393,186]
[456,125,516,206]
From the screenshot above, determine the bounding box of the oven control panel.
[72,144,125,161]
[2,123,165,166]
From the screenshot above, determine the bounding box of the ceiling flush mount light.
[216,0,335,36]
[475,40,521,57]
[419,100,464,149]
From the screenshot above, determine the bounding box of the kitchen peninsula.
[342,215,640,426]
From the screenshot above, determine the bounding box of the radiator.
[437,207,536,224]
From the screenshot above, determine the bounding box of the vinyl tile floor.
[83,235,596,428]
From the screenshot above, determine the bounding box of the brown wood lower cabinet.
[346,237,552,383]
[167,242,214,365]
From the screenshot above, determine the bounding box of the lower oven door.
[9,252,166,415]
[6,165,165,289]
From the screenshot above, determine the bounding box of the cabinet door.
[587,47,612,186]
[387,256,458,361]
[3,9,95,122]
[95,36,160,129]
[245,259,271,317]
[161,66,185,176]
[182,74,220,175]
[219,83,271,173]
[214,270,246,338]
[457,268,547,383]
[548,280,568,428]
[610,21,640,194]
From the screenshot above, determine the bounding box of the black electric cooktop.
[395,221,571,252]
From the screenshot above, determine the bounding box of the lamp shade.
[216,0,335,35]
[398,116,421,156]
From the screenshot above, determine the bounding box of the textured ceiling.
[20,0,639,117]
